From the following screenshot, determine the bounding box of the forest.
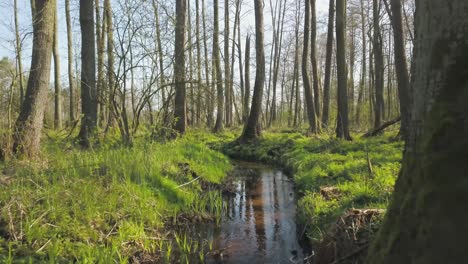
[0,0,466,263]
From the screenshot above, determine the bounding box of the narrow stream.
[204,161,309,264]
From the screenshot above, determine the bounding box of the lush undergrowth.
[220,131,403,242]
[0,132,230,263]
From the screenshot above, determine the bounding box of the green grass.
[220,131,403,241]
[0,132,231,263]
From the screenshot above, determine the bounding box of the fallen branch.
[362,116,401,138]
[176,176,200,188]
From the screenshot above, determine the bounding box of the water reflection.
[206,162,306,264]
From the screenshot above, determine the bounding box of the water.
[203,162,308,264]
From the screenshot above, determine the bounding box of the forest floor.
[0,129,403,263]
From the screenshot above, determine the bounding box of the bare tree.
[239,0,264,141]
[14,0,24,105]
[65,0,75,123]
[373,0,385,128]
[243,34,251,123]
[310,0,321,129]
[335,0,351,140]
[13,0,55,157]
[173,0,187,134]
[213,0,224,132]
[53,4,62,129]
[78,0,98,147]
[384,0,411,139]
[302,0,317,133]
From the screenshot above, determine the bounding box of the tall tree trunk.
[367,1,468,262]
[373,0,385,128]
[293,0,302,128]
[201,0,213,127]
[65,0,75,123]
[356,0,366,126]
[14,0,24,105]
[243,34,251,123]
[224,0,232,127]
[104,0,115,129]
[13,0,55,157]
[237,5,245,123]
[289,5,300,127]
[239,0,264,141]
[302,0,317,133]
[310,0,321,129]
[348,18,356,123]
[173,0,187,134]
[95,0,104,126]
[78,0,98,147]
[53,5,62,130]
[152,0,168,126]
[195,0,202,126]
[335,0,352,140]
[213,0,224,132]
[388,0,411,139]
[187,0,194,126]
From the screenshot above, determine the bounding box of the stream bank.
[215,132,403,262]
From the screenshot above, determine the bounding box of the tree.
[243,34,251,123]
[14,0,24,105]
[367,0,468,262]
[302,0,317,133]
[335,0,351,140]
[104,0,114,128]
[385,0,411,139]
[239,0,264,141]
[78,0,98,147]
[12,0,55,157]
[322,0,334,128]
[173,0,187,134]
[224,0,232,127]
[65,0,75,123]
[310,0,321,129]
[373,0,385,128]
[213,0,224,133]
[53,4,62,129]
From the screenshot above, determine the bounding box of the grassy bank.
[219,131,403,242]
[0,132,230,263]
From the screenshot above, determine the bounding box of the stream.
[201,161,309,263]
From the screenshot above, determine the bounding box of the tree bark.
[104,0,115,129]
[201,0,213,127]
[173,0,187,134]
[65,0,75,123]
[322,0,334,128]
[335,0,351,140]
[78,0,98,147]
[213,0,224,132]
[302,0,317,133]
[239,0,264,141]
[373,0,385,128]
[243,34,251,123]
[13,0,55,157]
[53,4,62,130]
[367,1,468,262]
[356,0,366,126]
[195,0,202,125]
[388,0,411,139]
[310,0,321,129]
[14,0,24,105]
[224,0,232,127]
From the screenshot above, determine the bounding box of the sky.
[0,0,330,81]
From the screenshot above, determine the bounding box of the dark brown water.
[204,162,308,264]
